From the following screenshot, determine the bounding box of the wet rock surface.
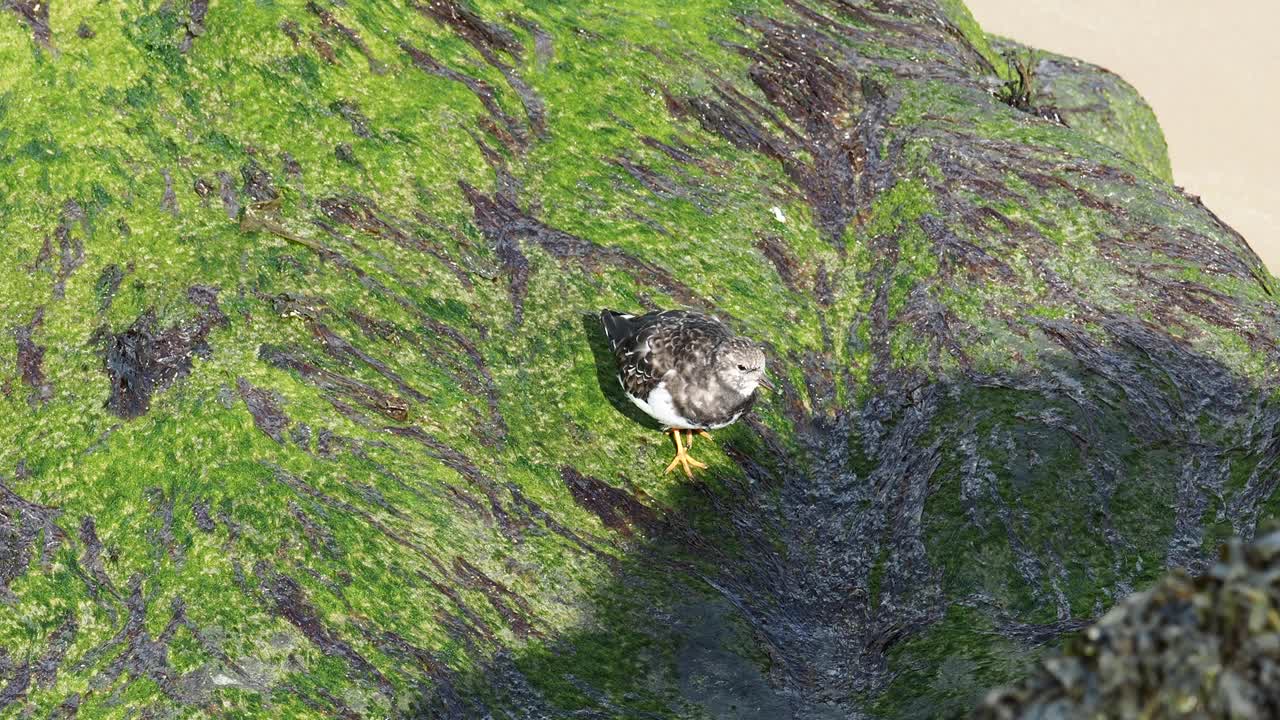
[101,288,227,419]
[0,0,1277,717]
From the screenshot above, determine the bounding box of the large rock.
[0,0,1276,717]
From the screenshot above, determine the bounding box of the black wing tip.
[600,309,636,323]
[599,309,633,346]
[599,309,617,333]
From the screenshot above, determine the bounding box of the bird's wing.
[619,311,730,398]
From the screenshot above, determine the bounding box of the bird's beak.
[758,375,776,392]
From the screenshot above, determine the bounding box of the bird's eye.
[737,364,746,371]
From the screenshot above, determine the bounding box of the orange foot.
[664,428,708,478]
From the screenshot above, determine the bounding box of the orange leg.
[664,429,708,477]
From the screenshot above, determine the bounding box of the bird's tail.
[599,309,636,351]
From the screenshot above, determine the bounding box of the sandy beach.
[967,0,1280,274]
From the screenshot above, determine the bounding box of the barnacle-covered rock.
[977,528,1280,719]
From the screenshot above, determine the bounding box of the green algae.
[991,37,1173,183]
[0,0,1277,717]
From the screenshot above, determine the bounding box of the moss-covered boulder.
[1,0,1277,717]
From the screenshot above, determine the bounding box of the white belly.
[625,381,695,429]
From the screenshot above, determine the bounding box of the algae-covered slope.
[988,37,1174,184]
[1,0,1278,717]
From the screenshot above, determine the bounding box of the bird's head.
[714,338,773,396]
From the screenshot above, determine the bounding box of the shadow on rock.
[579,311,662,431]
[410,315,1280,718]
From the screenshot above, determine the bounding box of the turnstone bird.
[600,309,773,476]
